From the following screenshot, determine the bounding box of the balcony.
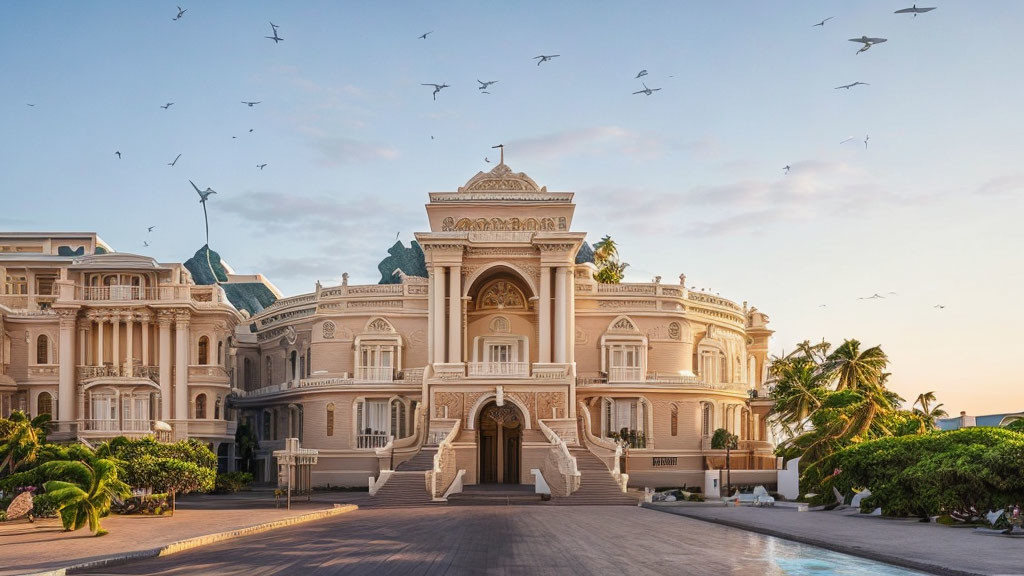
[78,365,160,382]
[356,433,391,449]
[608,366,643,383]
[188,365,230,383]
[467,362,529,378]
[78,286,161,302]
[82,419,153,433]
[355,365,395,382]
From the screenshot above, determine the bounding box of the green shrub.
[710,428,738,450]
[214,472,254,494]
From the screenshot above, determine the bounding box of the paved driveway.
[81,505,928,575]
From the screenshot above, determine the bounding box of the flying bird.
[168,153,181,166]
[265,22,283,43]
[632,82,661,96]
[857,293,885,300]
[418,31,433,40]
[477,79,498,90]
[190,180,217,203]
[143,241,150,247]
[835,82,869,90]
[421,83,449,100]
[481,91,491,95]
[485,157,491,163]
[864,134,870,149]
[895,5,936,16]
[257,163,267,170]
[534,54,560,65]
[813,17,834,27]
[783,165,791,174]
[160,102,174,109]
[840,137,856,145]
[241,101,261,107]
[173,6,187,20]
[249,128,254,133]
[849,36,887,54]
[115,151,121,159]
[635,69,648,78]
[934,304,946,309]
[147,226,155,232]
[26,103,35,107]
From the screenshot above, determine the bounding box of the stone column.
[432,266,446,364]
[96,316,105,367]
[567,268,576,364]
[539,266,552,363]
[174,311,190,422]
[125,313,134,377]
[157,312,173,421]
[448,265,461,363]
[111,313,120,375]
[56,309,77,423]
[554,267,567,363]
[141,315,149,367]
[78,324,87,368]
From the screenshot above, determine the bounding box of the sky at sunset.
[2,1,1022,415]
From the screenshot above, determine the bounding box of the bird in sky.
[168,153,181,167]
[858,293,886,300]
[835,82,869,90]
[534,54,560,65]
[190,180,217,203]
[147,226,155,233]
[257,163,267,170]
[864,134,870,149]
[249,128,254,133]
[422,83,449,100]
[849,36,887,54]
[241,101,261,107]
[26,103,35,107]
[477,79,498,90]
[895,5,937,16]
[813,17,834,27]
[418,31,433,40]
[143,241,150,247]
[819,304,827,308]
[840,137,856,145]
[485,157,491,163]
[266,22,283,43]
[481,91,491,95]
[783,165,791,174]
[115,151,121,159]
[160,102,174,109]
[635,69,648,78]
[173,6,186,21]
[934,304,946,309]
[632,82,661,96]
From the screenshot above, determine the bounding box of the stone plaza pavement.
[78,505,935,576]
[646,503,1024,576]
[2,491,370,576]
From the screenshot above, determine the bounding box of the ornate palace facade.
[1,162,776,497]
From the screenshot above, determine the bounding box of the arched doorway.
[478,402,522,484]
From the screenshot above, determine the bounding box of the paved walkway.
[2,490,370,576]
[79,505,931,575]
[646,503,1024,576]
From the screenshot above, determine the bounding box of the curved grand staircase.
[554,448,637,506]
[367,446,438,508]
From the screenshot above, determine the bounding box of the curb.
[21,504,359,576]
[641,503,982,576]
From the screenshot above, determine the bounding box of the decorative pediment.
[365,317,395,333]
[477,280,526,311]
[607,315,640,334]
[458,163,546,193]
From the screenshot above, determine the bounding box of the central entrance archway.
[478,402,523,484]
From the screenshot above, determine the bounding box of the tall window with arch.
[701,403,712,437]
[37,391,53,417]
[198,336,209,365]
[265,356,272,386]
[214,397,222,420]
[36,334,49,364]
[670,403,679,437]
[326,403,335,436]
[195,393,207,419]
[217,341,223,365]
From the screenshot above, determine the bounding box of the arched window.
[195,393,207,419]
[37,391,53,417]
[670,404,679,437]
[701,403,712,437]
[391,399,407,439]
[289,351,297,382]
[214,397,221,420]
[265,357,272,386]
[243,358,253,389]
[326,403,335,436]
[217,341,223,365]
[305,348,311,378]
[741,408,750,440]
[262,410,272,439]
[36,334,49,364]
[198,336,209,365]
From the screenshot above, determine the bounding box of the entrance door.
[477,402,522,484]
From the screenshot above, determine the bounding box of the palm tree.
[35,458,129,536]
[913,391,947,428]
[820,339,888,393]
[592,235,618,265]
[768,355,827,436]
[0,411,51,475]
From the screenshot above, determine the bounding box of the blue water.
[746,536,930,575]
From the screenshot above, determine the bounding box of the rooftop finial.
[491,143,504,165]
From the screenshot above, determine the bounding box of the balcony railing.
[355,365,394,382]
[78,365,160,382]
[28,365,59,378]
[467,362,529,378]
[83,419,152,432]
[78,286,160,302]
[356,433,391,449]
[608,366,643,382]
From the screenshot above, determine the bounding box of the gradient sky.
[3,2,1022,416]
